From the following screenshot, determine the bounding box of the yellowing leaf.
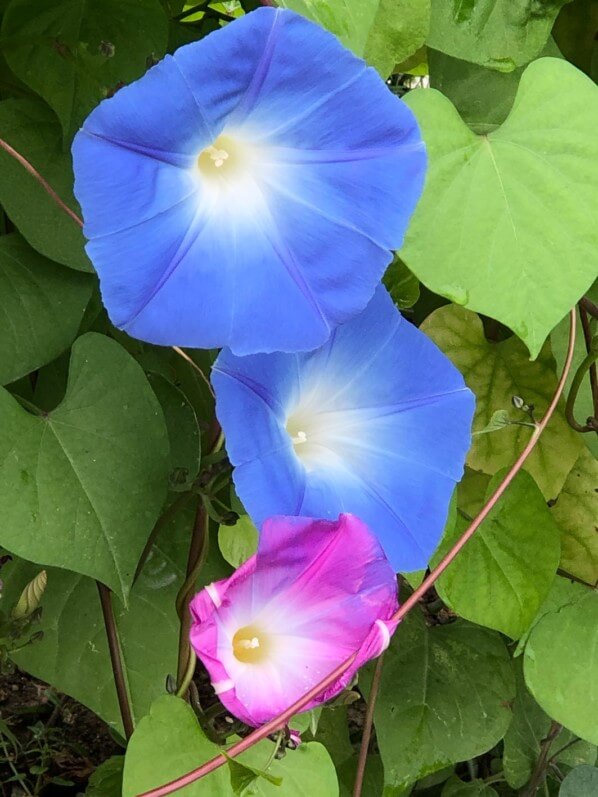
[421,304,582,498]
[551,449,598,586]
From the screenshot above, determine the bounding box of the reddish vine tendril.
[0,135,577,797]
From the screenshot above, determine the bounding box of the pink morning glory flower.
[189,513,398,727]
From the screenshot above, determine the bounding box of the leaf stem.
[176,503,210,686]
[135,309,577,797]
[172,347,215,399]
[175,649,197,699]
[545,737,580,768]
[96,582,134,739]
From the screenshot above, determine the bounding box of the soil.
[0,668,120,796]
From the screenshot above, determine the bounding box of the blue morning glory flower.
[212,286,475,571]
[72,8,426,355]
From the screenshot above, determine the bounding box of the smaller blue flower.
[213,286,475,572]
[72,7,425,355]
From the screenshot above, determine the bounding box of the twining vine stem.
[96,582,135,739]
[353,653,385,797]
[523,721,562,797]
[0,135,578,797]
[0,138,84,229]
[578,300,598,424]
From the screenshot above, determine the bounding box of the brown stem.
[580,296,598,320]
[96,582,134,739]
[524,721,562,796]
[353,654,385,797]
[579,302,598,421]
[0,137,83,227]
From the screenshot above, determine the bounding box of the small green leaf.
[227,756,282,794]
[0,99,90,270]
[0,234,92,386]
[383,255,420,310]
[2,0,168,142]
[123,695,230,797]
[421,304,582,498]
[0,333,170,600]
[524,588,598,745]
[368,610,515,788]
[404,58,598,359]
[279,0,430,78]
[11,568,47,619]
[550,449,598,586]
[560,766,598,796]
[237,739,339,796]
[218,515,259,568]
[85,756,124,797]
[427,0,569,71]
[472,409,511,435]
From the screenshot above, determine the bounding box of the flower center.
[287,413,312,452]
[197,135,245,180]
[232,624,271,664]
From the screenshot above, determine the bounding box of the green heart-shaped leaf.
[0,332,169,600]
[404,58,598,358]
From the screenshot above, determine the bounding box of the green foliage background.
[0,1,597,795]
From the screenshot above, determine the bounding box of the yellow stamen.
[232,624,271,664]
[197,135,243,178]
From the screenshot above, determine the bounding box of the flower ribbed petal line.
[72,8,426,354]
[213,287,476,571]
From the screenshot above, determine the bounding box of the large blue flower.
[72,8,425,355]
[213,286,475,571]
